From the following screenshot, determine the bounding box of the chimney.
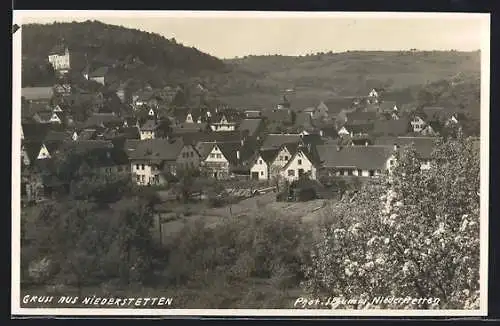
[236,150,240,160]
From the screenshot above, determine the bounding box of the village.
[20,44,478,214]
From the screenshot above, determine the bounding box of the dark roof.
[119,126,141,139]
[60,140,114,152]
[317,145,394,170]
[84,113,122,128]
[262,109,292,122]
[89,67,109,78]
[238,118,263,137]
[22,87,54,101]
[22,123,51,141]
[379,101,398,111]
[345,111,377,123]
[320,98,356,115]
[341,123,374,135]
[373,118,411,136]
[244,110,263,118]
[140,120,158,131]
[261,133,302,150]
[259,148,280,164]
[170,131,212,146]
[49,44,67,55]
[374,136,438,159]
[44,130,71,142]
[295,112,314,128]
[172,122,208,132]
[420,106,447,121]
[77,129,98,141]
[129,138,185,162]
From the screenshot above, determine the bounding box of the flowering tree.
[303,134,480,309]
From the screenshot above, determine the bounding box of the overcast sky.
[16,11,489,59]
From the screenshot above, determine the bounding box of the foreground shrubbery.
[21,135,480,309]
[303,135,480,309]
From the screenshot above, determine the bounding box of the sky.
[15,11,489,59]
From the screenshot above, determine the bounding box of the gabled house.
[210,113,237,132]
[280,145,319,182]
[21,87,54,105]
[48,44,71,75]
[139,120,158,140]
[129,138,185,186]
[410,114,427,133]
[175,143,202,173]
[316,144,396,178]
[374,136,438,170]
[32,111,62,124]
[21,141,56,166]
[249,149,279,181]
[379,101,398,113]
[337,123,374,138]
[123,117,140,128]
[88,67,109,85]
[373,118,411,137]
[238,118,264,138]
[84,113,122,129]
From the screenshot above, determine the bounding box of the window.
[259,159,262,164]
[298,159,302,165]
[357,169,362,176]
[288,169,295,176]
[284,156,289,161]
[135,164,139,170]
[279,156,283,161]
[260,171,264,176]
[136,175,140,183]
[141,164,145,170]
[210,154,216,158]
[369,170,375,177]
[141,175,145,183]
[216,154,222,159]
[348,170,353,176]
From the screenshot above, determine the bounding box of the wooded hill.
[21,20,227,88]
[21,21,481,116]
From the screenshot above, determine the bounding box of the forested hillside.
[21,21,227,88]
[212,51,480,109]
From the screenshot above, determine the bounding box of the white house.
[268,144,295,178]
[48,46,71,74]
[280,148,317,182]
[249,149,278,181]
[410,116,426,133]
[210,115,236,132]
[139,120,158,140]
[199,142,232,179]
[369,89,379,98]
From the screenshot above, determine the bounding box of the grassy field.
[214,51,480,110]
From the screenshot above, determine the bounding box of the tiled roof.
[373,118,411,136]
[345,111,377,123]
[374,136,438,159]
[22,87,54,101]
[22,123,51,141]
[140,119,158,131]
[49,44,67,55]
[317,145,395,170]
[238,118,263,137]
[129,138,184,162]
[84,113,122,128]
[342,123,374,134]
[261,133,302,150]
[379,101,398,111]
[77,129,98,141]
[89,67,109,78]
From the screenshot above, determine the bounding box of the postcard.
[11,10,490,317]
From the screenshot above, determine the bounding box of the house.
[88,67,109,85]
[316,144,396,178]
[21,87,54,105]
[368,88,380,99]
[249,149,279,181]
[337,123,374,138]
[139,120,158,140]
[267,143,299,179]
[277,95,291,110]
[260,133,302,150]
[373,118,411,137]
[48,44,70,74]
[21,141,57,166]
[129,138,185,186]
[280,145,319,182]
[314,102,330,120]
[374,136,438,170]
[172,122,210,134]
[132,90,155,108]
[32,111,62,124]
[379,101,398,113]
[344,111,378,125]
[238,118,264,138]
[123,117,140,128]
[420,121,442,136]
[244,110,262,118]
[84,113,122,129]
[175,143,202,173]
[210,113,237,132]
[410,114,427,133]
[196,142,233,179]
